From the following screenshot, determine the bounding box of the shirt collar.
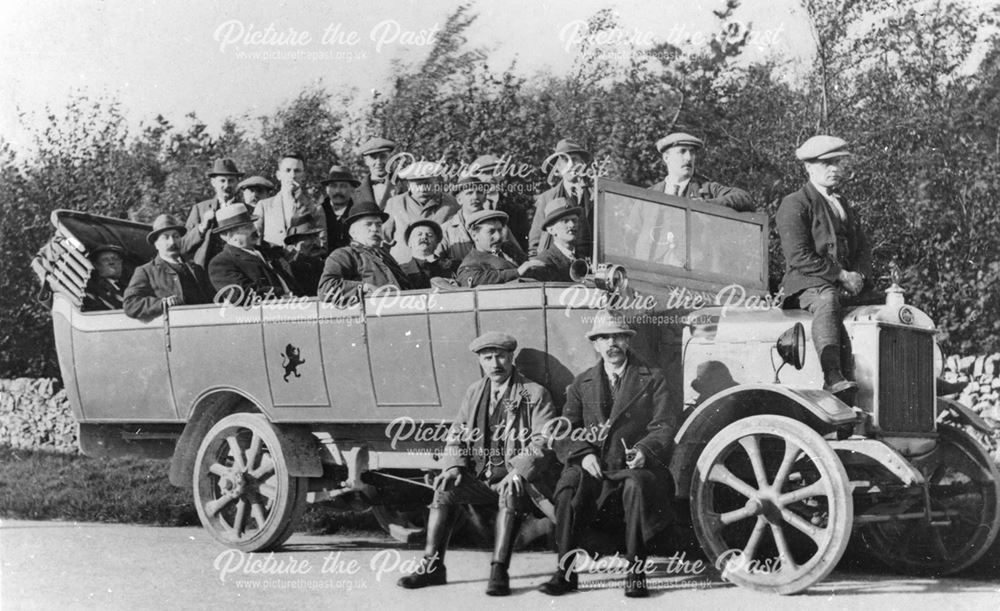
[663,178,690,195]
[553,241,575,260]
[604,357,628,381]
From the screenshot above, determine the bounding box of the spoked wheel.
[858,424,1000,575]
[691,415,853,594]
[193,413,308,551]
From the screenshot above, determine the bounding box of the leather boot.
[397,505,452,589]
[485,506,522,596]
[538,569,578,596]
[624,558,649,598]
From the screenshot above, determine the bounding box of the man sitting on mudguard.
[777,135,872,401]
[397,332,557,596]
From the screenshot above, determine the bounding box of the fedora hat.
[284,214,322,245]
[541,197,582,229]
[237,176,275,191]
[212,204,255,234]
[585,310,636,340]
[541,138,592,174]
[147,214,187,245]
[89,243,125,259]
[404,219,443,244]
[320,164,361,186]
[207,157,243,178]
[343,198,389,227]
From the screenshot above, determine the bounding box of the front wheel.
[193,413,308,551]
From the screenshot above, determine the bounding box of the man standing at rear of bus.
[650,132,754,211]
[182,158,244,268]
[777,135,872,402]
[124,215,214,321]
[397,332,557,597]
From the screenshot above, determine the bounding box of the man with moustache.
[382,161,459,265]
[354,137,405,209]
[649,133,754,210]
[182,158,243,267]
[236,176,275,210]
[538,313,682,598]
[124,214,214,321]
[777,135,872,400]
[317,164,360,251]
[82,244,129,311]
[399,220,455,289]
[533,198,585,283]
[441,175,526,262]
[528,139,596,257]
[397,332,557,596]
[282,215,325,296]
[254,152,328,250]
[209,204,295,304]
[456,210,545,288]
[318,199,412,300]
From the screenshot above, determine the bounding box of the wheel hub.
[219,470,246,498]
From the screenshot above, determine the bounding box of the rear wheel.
[859,424,1000,575]
[193,413,307,551]
[691,415,853,594]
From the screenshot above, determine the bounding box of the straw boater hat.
[655,132,704,153]
[147,214,187,245]
[320,164,361,187]
[206,158,243,178]
[212,204,255,234]
[585,311,636,340]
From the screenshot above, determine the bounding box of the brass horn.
[569,259,628,293]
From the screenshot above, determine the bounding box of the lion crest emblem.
[281,343,305,382]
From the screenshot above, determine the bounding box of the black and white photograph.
[2,0,1000,608]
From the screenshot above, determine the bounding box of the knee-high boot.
[397,505,454,589]
[486,506,522,596]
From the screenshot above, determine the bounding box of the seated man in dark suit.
[282,215,325,296]
[208,204,294,304]
[399,220,455,289]
[533,198,584,283]
[124,215,215,321]
[456,210,545,287]
[83,244,129,311]
[318,199,411,301]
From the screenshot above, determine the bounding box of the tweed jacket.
[441,370,557,482]
[181,197,233,268]
[208,244,289,304]
[455,245,527,287]
[527,182,593,256]
[648,175,755,212]
[381,193,459,264]
[776,181,873,297]
[123,256,214,321]
[317,242,411,300]
[253,192,328,250]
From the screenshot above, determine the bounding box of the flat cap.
[237,176,275,191]
[469,154,501,176]
[397,160,445,181]
[795,135,851,162]
[453,175,492,192]
[358,137,396,157]
[656,132,704,153]
[465,209,509,229]
[469,331,517,353]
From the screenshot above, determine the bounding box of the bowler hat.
[404,219,443,244]
[469,331,517,353]
[397,160,445,181]
[795,136,851,162]
[541,197,582,229]
[320,164,361,186]
[358,137,397,157]
[656,132,704,153]
[541,138,592,174]
[465,209,509,229]
[207,158,243,178]
[342,199,389,227]
[284,214,322,245]
[212,204,255,234]
[89,244,125,259]
[585,311,636,340]
[237,176,275,191]
[147,214,187,245]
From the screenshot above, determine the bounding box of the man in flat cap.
[537,313,681,598]
[398,332,557,596]
[528,138,596,257]
[209,204,297,304]
[124,215,215,321]
[399,220,455,289]
[382,161,459,264]
[237,176,275,210]
[282,215,325,296]
[456,210,545,287]
[777,135,872,400]
[651,132,754,211]
[441,175,526,262]
[318,199,412,300]
[182,157,244,267]
[354,137,405,209]
[254,152,328,251]
[317,164,360,252]
[533,198,585,283]
[83,244,129,311]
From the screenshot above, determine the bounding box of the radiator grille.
[876,326,935,433]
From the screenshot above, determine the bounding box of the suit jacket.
[649,175,755,212]
[288,255,324,296]
[533,244,579,283]
[776,181,872,296]
[456,246,527,287]
[208,244,289,304]
[182,197,232,268]
[123,256,214,321]
[319,198,353,251]
[556,357,681,472]
[398,256,456,289]
[441,370,557,482]
[527,182,593,256]
[83,276,126,311]
[382,193,459,264]
[317,242,411,300]
[354,174,405,210]
[440,211,526,263]
[254,192,328,250]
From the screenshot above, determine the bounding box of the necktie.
[610,373,620,392]
[826,191,846,221]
